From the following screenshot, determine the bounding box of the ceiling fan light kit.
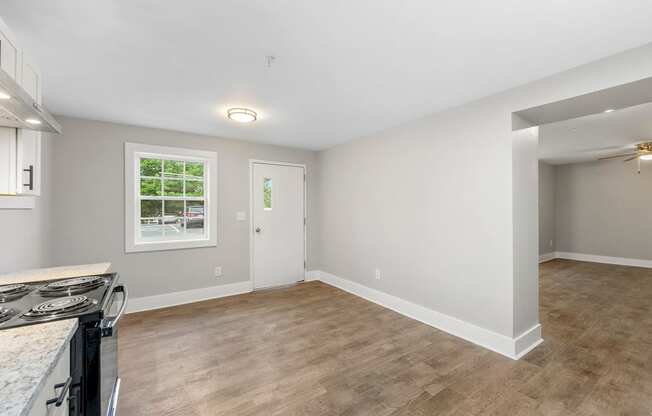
[598,142,652,174]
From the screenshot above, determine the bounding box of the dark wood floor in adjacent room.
[117,260,652,415]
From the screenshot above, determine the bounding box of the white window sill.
[125,238,216,253]
[0,195,35,209]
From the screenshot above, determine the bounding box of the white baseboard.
[304,270,321,281]
[555,252,652,269]
[126,281,253,313]
[514,324,543,359]
[309,270,541,360]
[539,252,556,263]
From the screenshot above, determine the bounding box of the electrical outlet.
[236,211,247,221]
[375,269,381,280]
[214,266,222,278]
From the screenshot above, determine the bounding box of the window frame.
[124,142,218,253]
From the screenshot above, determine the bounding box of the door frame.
[248,159,307,289]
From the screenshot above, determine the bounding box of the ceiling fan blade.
[624,156,639,162]
[598,153,636,160]
[581,145,636,153]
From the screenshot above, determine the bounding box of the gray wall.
[318,44,652,339]
[538,162,556,255]
[556,159,652,260]
[4,44,652,344]
[0,131,52,273]
[512,124,539,338]
[46,116,319,298]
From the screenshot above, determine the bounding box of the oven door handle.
[100,284,128,337]
[107,378,121,416]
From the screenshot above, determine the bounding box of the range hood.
[0,66,61,134]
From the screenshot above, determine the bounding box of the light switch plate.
[236,211,247,221]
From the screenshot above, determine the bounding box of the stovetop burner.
[22,295,98,320]
[39,275,106,296]
[0,283,27,294]
[0,306,15,324]
[0,283,32,302]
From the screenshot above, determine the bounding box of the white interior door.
[252,162,305,289]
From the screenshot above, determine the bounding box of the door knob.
[255,227,261,233]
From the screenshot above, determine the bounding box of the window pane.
[140,200,163,241]
[185,180,204,197]
[163,179,183,196]
[182,201,205,237]
[263,178,272,210]
[140,158,161,177]
[186,162,204,179]
[164,160,184,178]
[164,200,184,222]
[140,178,161,196]
[141,200,162,218]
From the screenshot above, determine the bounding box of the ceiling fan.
[598,142,652,173]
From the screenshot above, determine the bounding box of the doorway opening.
[512,75,652,362]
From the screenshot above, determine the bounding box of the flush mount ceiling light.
[640,154,652,161]
[227,108,257,123]
[604,109,615,113]
[25,118,41,125]
[0,91,10,100]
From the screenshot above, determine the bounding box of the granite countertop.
[0,319,79,416]
[0,262,112,285]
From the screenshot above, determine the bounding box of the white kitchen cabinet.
[0,127,17,194]
[20,51,42,104]
[16,128,41,195]
[14,52,43,195]
[0,19,19,80]
[0,16,47,207]
[0,126,41,197]
[27,341,71,416]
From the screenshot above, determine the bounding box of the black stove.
[0,274,114,329]
[0,273,127,416]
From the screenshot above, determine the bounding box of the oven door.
[100,284,128,416]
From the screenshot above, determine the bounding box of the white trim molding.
[541,251,652,269]
[539,252,556,263]
[307,270,542,360]
[304,270,321,281]
[0,195,35,209]
[124,142,218,253]
[126,281,252,314]
[514,324,544,359]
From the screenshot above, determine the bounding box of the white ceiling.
[539,102,652,164]
[3,1,652,150]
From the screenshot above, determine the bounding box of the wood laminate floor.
[118,260,652,415]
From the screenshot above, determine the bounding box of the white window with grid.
[125,142,217,252]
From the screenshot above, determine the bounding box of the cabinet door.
[27,342,71,416]
[21,53,42,104]
[0,25,19,80]
[16,129,40,196]
[0,127,17,194]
